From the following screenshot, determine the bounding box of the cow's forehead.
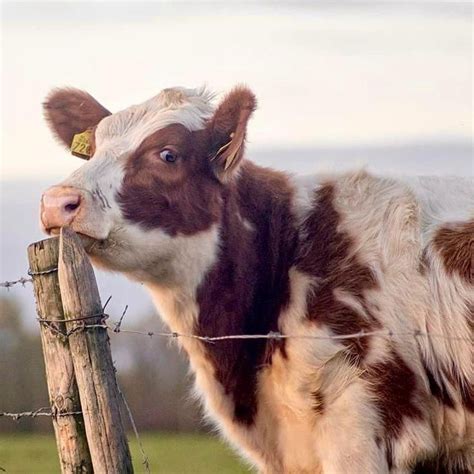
[95,86,215,153]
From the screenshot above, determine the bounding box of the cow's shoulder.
[293,170,423,268]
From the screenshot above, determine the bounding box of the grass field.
[0,432,249,473]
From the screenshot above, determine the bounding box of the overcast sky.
[1,1,472,180]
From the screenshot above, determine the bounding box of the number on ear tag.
[71,130,93,159]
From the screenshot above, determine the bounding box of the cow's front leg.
[314,383,388,474]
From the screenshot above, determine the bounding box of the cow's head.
[40,86,256,285]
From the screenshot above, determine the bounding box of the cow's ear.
[208,86,256,181]
[43,88,111,149]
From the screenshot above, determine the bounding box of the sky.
[1,1,472,180]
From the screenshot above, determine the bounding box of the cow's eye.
[160,149,177,163]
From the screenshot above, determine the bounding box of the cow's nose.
[41,187,83,232]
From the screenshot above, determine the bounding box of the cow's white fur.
[402,176,474,242]
[95,86,214,152]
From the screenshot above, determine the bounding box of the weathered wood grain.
[58,227,133,474]
[28,237,92,474]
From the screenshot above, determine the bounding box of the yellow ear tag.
[71,130,93,159]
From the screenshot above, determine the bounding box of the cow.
[40,85,473,473]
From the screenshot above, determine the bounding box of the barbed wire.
[34,314,473,343]
[0,267,58,289]
[28,289,474,343]
[2,270,471,343]
[0,407,82,421]
[107,326,473,343]
[5,315,470,422]
[0,399,150,471]
[0,276,32,289]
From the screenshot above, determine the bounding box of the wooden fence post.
[58,227,133,474]
[28,237,93,473]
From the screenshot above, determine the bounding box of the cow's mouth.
[48,227,104,253]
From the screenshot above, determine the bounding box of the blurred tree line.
[0,296,204,433]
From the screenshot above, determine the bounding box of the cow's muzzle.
[40,186,83,234]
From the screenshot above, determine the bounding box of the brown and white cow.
[40,86,473,473]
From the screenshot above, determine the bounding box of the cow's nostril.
[65,202,80,213]
[41,188,83,231]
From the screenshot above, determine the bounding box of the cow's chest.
[148,283,323,472]
[190,343,323,473]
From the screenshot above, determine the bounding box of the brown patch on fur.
[365,351,424,439]
[385,444,393,470]
[118,124,222,236]
[423,359,473,412]
[43,88,111,149]
[119,85,257,234]
[433,221,474,283]
[422,363,455,408]
[414,453,473,473]
[296,184,380,361]
[461,304,474,412]
[459,376,474,412]
[418,249,429,275]
[196,162,297,425]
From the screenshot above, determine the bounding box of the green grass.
[0,432,250,473]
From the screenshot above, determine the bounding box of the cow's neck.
[149,161,298,424]
[147,162,296,328]
[196,161,297,335]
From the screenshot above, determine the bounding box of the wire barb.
[0,267,59,289]
[0,276,33,289]
[113,305,129,333]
